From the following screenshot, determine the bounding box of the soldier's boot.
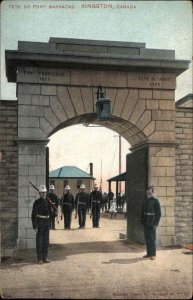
[150,256,156,260]
[38,260,43,264]
[43,259,51,263]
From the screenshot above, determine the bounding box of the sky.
[48,125,129,193]
[0,0,192,192]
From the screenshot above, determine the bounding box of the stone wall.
[0,100,18,257]
[17,142,47,249]
[175,104,193,244]
[148,145,176,246]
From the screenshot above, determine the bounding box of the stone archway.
[5,38,189,249]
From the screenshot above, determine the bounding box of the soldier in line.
[75,184,89,229]
[48,185,59,230]
[62,185,74,230]
[31,185,51,264]
[122,200,127,218]
[141,186,161,260]
[101,192,108,213]
[89,183,102,228]
[107,190,114,211]
[109,198,117,219]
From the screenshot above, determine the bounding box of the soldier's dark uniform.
[48,192,59,230]
[31,196,51,262]
[141,195,161,258]
[75,191,89,228]
[62,192,75,229]
[89,190,102,228]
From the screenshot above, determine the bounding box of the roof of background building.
[49,166,95,179]
[107,172,127,182]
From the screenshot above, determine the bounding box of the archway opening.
[47,122,131,245]
[46,113,148,246]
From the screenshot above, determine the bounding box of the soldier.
[141,186,161,260]
[48,184,59,230]
[89,183,102,228]
[62,185,75,230]
[122,200,127,218]
[75,184,89,229]
[107,190,114,211]
[109,198,117,219]
[101,192,108,212]
[31,185,51,264]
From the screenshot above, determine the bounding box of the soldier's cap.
[80,184,85,189]
[65,185,71,190]
[147,186,154,192]
[39,185,47,192]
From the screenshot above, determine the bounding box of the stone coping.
[49,37,146,48]
[6,51,190,82]
[16,138,50,145]
[5,38,190,82]
[130,140,178,152]
[175,94,193,108]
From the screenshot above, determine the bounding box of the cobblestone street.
[1,212,192,299]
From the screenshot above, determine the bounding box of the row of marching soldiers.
[49,182,102,230]
[31,182,102,264]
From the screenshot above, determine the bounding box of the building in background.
[49,164,95,197]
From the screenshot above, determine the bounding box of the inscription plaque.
[17,67,176,89]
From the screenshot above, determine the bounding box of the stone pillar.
[148,144,176,246]
[17,140,48,249]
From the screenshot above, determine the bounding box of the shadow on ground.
[1,240,187,270]
[100,212,127,220]
[102,257,145,264]
[1,240,145,269]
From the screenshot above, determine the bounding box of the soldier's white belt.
[144,213,155,215]
[37,215,49,218]
[92,201,100,203]
[78,202,86,205]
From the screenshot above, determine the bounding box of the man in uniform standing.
[31,185,51,264]
[89,183,102,228]
[48,184,59,230]
[75,184,89,229]
[107,190,114,212]
[141,186,161,260]
[62,185,74,230]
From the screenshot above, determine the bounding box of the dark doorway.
[126,147,148,243]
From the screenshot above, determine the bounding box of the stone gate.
[1,38,192,256]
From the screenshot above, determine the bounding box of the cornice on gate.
[5,38,190,83]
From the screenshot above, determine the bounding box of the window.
[77,180,82,189]
[50,180,55,186]
[63,180,68,188]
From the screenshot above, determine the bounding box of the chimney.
[89,162,93,177]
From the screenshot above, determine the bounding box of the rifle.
[60,195,64,221]
[29,181,59,220]
[75,194,79,219]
